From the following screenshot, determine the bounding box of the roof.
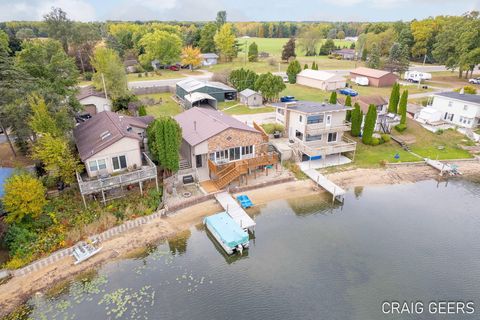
[338,95,388,112]
[176,78,236,92]
[185,92,216,103]
[297,69,346,82]
[272,101,350,114]
[350,67,396,79]
[434,92,480,105]
[201,53,219,59]
[239,88,260,97]
[174,107,259,146]
[332,49,355,55]
[76,85,107,101]
[73,112,154,161]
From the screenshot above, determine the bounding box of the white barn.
[296,69,347,91]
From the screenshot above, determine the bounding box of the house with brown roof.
[76,85,112,115]
[349,67,398,87]
[174,107,277,189]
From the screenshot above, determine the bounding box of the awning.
[184,92,216,104]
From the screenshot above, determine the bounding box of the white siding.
[430,95,480,128]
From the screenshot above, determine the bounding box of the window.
[444,113,454,121]
[306,134,322,141]
[229,147,241,161]
[112,155,127,171]
[196,154,203,168]
[328,132,337,142]
[215,150,228,163]
[295,130,304,141]
[88,159,106,172]
[299,115,303,123]
[241,145,254,157]
[326,115,332,126]
[307,115,324,124]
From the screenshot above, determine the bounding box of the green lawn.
[127,70,203,82]
[140,92,183,118]
[353,119,473,167]
[218,101,275,115]
[281,83,330,101]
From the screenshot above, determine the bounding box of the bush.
[138,105,147,116]
[371,137,380,146]
[379,159,388,167]
[261,123,285,134]
[381,134,391,142]
[3,225,37,258]
[435,129,444,135]
[267,58,277,66]
[395,124,407,132]
[138,73,142,78]
[83,72,93,81]
[283,161,307,180]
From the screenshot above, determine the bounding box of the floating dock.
[425,158,461,176]
[204,212,249,255]
[215,192,256,231]
[302,168,346,202]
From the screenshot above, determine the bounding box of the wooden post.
[81,193,87,209]
[155,175,159,192]
[139,181,143,195]
[101,189,106,205]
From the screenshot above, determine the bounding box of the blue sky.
[0,0,478,22]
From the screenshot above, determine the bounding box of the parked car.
[468,77,480,84]
[339,88,359,97]
[169,65,180,71]
[280,96,297,102]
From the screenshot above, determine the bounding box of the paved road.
[128,71,213,89]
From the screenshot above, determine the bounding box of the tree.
[329,91,337,104]
[398,90,408,125]
[28,95,62,138]
[304,63,308,69]
[319,39,336,55]
[91,47,128,100]
[344,95,352,121]
[16,28,35,41]
[387,83,400,113]
[311,61,319,70]
[139,30,183,66]
[43,7,73,53]
[337,30,346,39]
[385,42,410,73]
[199,23,217,53]
[216,11,227,29]
[350,103,363,137]
[31,134,83,184]
[248,42,258,62]
[367,43,381,69]
[0,30,10,53]
[286,60,301,84]
[181,46,202,70]
[298,25,323,56]
[70,23,102,73]
[255,73,286,102]
[362,104,377,145]
[361,48,368,61]
[282,38,296,61]
[3,173,47,224]
[228,68,258,92]
[147,117,182,173]
[214,24,236,62]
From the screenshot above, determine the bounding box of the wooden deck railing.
[306,121,352,135]
[253,121,269,142]
[296,136,356,157]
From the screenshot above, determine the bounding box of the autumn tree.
[286,60,301,84]
[282,38,296,61]
[91,47,128,100]
[28,95,62,138]
[3,173,47,224]
[214,23,236,62]
[139,30,183,66]
[147,117,182,173]
[255,73,286,102]
[350,103,363,137]
[362,104,377,145]
[181,46,202,70]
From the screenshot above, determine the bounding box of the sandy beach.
[0,161,479,317]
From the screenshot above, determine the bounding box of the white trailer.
[404,71,432,82]
[354,76,369,86]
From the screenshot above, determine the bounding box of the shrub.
[138,73,142,78]
[395,124,407,132]
[3,256,31,269]
[3,225,37,258]
[381,134,391,142]
[371,137,380,146]
[83,72,93,81]
[436,129,444,135]
[268,58,277,66]
[379,159,388,167]
[455,86,477,94]
[283,161,307,180]
[138,105,147,116]
[261,123,285,134]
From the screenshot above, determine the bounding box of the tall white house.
[419,92,480,129]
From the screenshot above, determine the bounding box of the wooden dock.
[214,192,256,231]
[425,158,460,176]
[302,168,346,202]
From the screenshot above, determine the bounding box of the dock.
[302,168,346,202]
[215,192,256,231]
[425,158,460,176]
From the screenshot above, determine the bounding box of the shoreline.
[1,161,479,317]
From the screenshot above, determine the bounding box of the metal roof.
[176,78,236,92]
[239,88,259,97]
[350,67,395,79]
[201,53,219,59]
[297,69,346,82]
[272,101,350,114]
[434,92,480,105]
[184,92,216,103]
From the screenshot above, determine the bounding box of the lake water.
[7,179,480,320]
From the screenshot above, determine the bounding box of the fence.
[130,85,174,95]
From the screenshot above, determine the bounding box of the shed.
[332,49,356,60]
[201,53,219,66]
[349,67,398,87]
[296,69,346,91]
[176,78,237,102]
[239,89,263,107]
[184,92,217,109]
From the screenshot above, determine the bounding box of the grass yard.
[349,81,432,97]
[353,118,473,167]
[281,84,330,101]
[140,92,183,118]
[127,70,203,82]
[218,101,275,115]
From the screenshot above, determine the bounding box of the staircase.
[179,159,191,170]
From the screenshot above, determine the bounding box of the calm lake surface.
[9,179,480,320]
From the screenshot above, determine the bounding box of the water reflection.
[286,193,339,216]
[167,229,191,256]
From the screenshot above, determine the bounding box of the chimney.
[194,120,197,131]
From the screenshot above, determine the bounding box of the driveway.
[128,70,213,89]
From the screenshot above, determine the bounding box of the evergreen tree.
[362,104,377,145]
[367,43,381,69]
[282,37,296,61]
[344,95,352,121]
[248,42,258,62]
[350,103,363,137]
[398,90,408,125]
[361,48,368,61]
[286,60,302,84]
[147,117,182,173]
[329,91,337,104]
[387,83,400,113]
[313,62,319,70]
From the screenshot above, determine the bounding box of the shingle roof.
[174,107,259,146]
[350,67,395,79]
[332,49,355,55]
[239,89,259,97]
[176,78,236,92]
[201,53,219,59]
[434,92,480,105]
[297,69,346,82]
[73,112,154,161]
[272,101,350,113]
[76,85,107,101]
[338,95,388,112]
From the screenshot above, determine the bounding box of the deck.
[302,168,346,202]
[425,158,460,176]
[215,192,256,231]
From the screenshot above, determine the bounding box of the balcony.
[306,121,352,135]
[295,136,356,157]
[76,152,158,196]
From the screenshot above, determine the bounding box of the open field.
[141,92,183,118]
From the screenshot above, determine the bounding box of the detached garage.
[296,69,347,91]
[349,67,398,87]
